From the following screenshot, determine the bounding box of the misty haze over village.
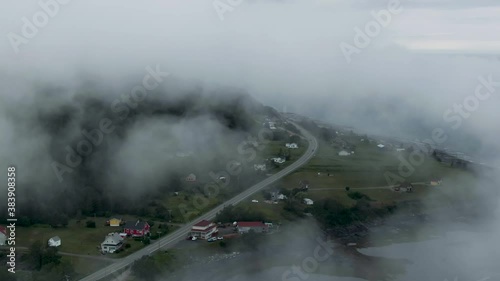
[0,1,500,281]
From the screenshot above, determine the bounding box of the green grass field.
[280,139,469,194]
[16,216,178,256]
[63,256,113,278]
[16,217,115,255]
[237,195,286,222]
[258,141,306,161]
[247,138,476,217]
[303,184,430,206]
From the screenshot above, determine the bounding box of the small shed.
[338,150,351,156]
[186,173,197,182]
[303,198,314,205]
[108,218,122,227]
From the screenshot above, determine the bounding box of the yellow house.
[108,218,122,227]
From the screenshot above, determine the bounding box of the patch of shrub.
[86,220,96,228]
[347,191,371,201]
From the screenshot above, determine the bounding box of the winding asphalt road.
[79,123,318,281]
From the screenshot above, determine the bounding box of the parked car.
[251,200,259,203]
[207,237,217,242]
[217,237,224,240]
[191,236,197,241]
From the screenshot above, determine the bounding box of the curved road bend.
[79,122,318,281]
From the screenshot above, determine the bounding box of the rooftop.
[50,236,61,242]
[123,220,148,230]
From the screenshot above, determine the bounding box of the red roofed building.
[190,220,218,239]
[123,220,150,237]
[236,221,268,234]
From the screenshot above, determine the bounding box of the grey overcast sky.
[1,0,500,161]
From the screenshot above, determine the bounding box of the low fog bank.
[360,228,500,281]
[162,220,375,281]
[0,75,266,221]
[160,169,500,281]
[360,166,500,280]
[1,1,500,161]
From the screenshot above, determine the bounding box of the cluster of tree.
[149,225,169,240]
[284,123,300,135]
[287,134,302,145]
[311,198,396,228]
[277,148,292,160]
[26,241,62,271]
[86,220,96,228]
[277,187,307,218]
[215,205,266,223]
[22,241,74,281]
[261,190,272,201]
[283,197,305,218]
[347,191,372,201]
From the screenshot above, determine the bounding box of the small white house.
[272,157,286,164]
[48,236,61,247]
[338,150,351,156]
[271,191,287,201]
[377,144,385,149]
[303,198,314,205]
[285,143,298,149]
[254,164,267,171]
